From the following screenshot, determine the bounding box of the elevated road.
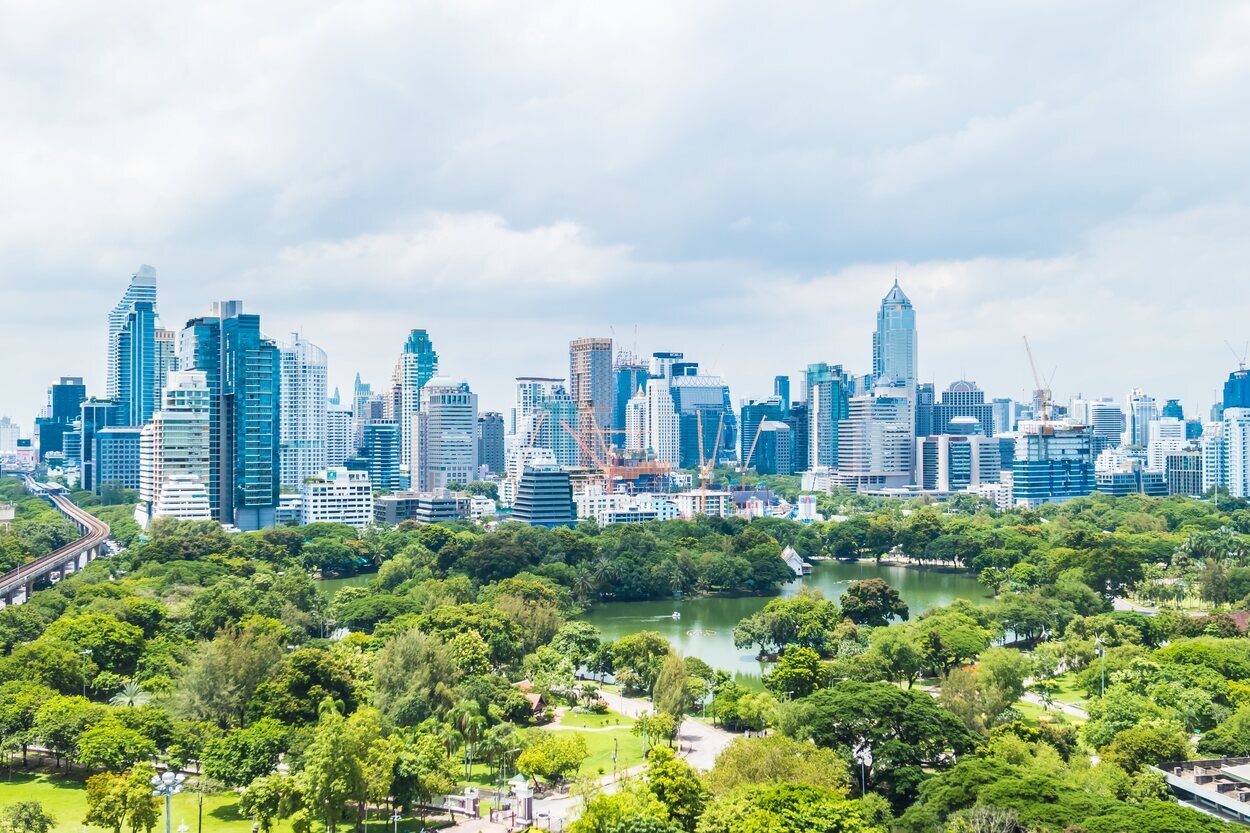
[0,477,110,605]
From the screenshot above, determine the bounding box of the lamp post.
[390,812,401,833]
[1093,633,1106,697]
[78,649,92,698]
[151,770,187,833]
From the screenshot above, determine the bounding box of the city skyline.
[4,5,1250,426]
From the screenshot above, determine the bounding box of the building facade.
[412,378,478,491]
[569,338,613,466]
[279,334,328,488]
[872,280,917,387]
[301,467,374,528]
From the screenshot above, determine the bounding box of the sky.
[4,1,1250,429]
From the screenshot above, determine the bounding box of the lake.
[578,560,989,680]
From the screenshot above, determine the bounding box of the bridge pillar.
[79,550,88,570]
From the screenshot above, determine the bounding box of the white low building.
[134,474,211,528]
[674,490,732,518]
[301,467,374,528]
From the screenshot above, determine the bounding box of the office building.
[787,402,810,473]
[632,379,680,466]
[1225,369,1250,411]
[107,266,158,401]
[1166,450,1204,497]
[138,474,211,526]
[991,398,1014,435]
[301,467,373,528]
[932,380,995,436]
[1082,398,1127,456]
[155,327,179,405]
[477,412,506,475]
[753,421,794,476]
[375,489,470,525]
[116,300,159,426]
[326,404,353,468]
[79,398,124,492]
[613,352,650,440]
[773,376,791,416]
[278,334,328,487]
[1095,463,1168,497]
[0,417,19,455]
[674,490,733,518]
[512,377,580,468]
[1225,409,1250,499]
[35,377,86,458]
[1162,399,1184,421]
[916,434,1000,491]
[569,338,613,465]
[179,301,281,531]
[362,420,402,490]
[511,464,576,528]
[394,329,439,476]
[741,397,786,465]
[806,362,851,470]
[1124,389,1159,447]
[1201,422,1227,496]
[136,370,211,527]
[1011,421,1095,508]
[671,370,735,468]
[914,382,935,438]
[837,390,914,491]
[95,426,142,491]
[1146,417,1186,472]
[412,378,478,491]
[872,279,917,387]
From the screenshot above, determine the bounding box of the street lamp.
[390,812,402,833]
[151,770,187,833]
[177,823,189,833]
[79,649,92,698]
[1093,633,1107,697]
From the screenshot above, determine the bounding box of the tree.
[645,747,707,832]
[372,630,462,726]
[613,632,671,696]
[695,783,872,833]
[783,681,979,807]
[393,731,459,814]
[43,614,145,676]
[84,766,160,833]
[0,801,55,833]
[1101,720,1191,773]
[299,702,356,831]
[175,623,285,728]
[202,718,287,787]
[868,626,924,687]
[568,782,672,833]
[653,652,694,717]
[763,647,827,700]
[75,717,158,771]
[109,682,150,708]
[239,774,302,833]
[550,621,603,669]
[32,695,108,769]
[517,731,588,786]
[704,735,850,796]
[634,712,679,751]
[247,647,359,724]
[839,579,909,627]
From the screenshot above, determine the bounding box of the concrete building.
[279,334,328,488]
[326,404,353,468]
[374,489,470,525]
[837,391,914,491]
[362,420,402,490]
[1225,409,1250,499]
[0,417,19,455]
[1011,421,1095,508]
[1165,450,1204,497]
[136,474,211,526]
[95,426,142,491]
[643,379,680,466]
[512,378,580,468]
[136,370,211,528]
[805,362,851,472]
[412,378,478,491]
[1146,417,1186,472]
[916,434,1000,492]
[674,490,733,518]
[301,467,373,528]
[613,352,650,440]
[1202,422,1227,496]
[932,380,994,436]
[569,338,613,466]
[1124,389,1159,447]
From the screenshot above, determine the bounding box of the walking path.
[447,688,734,833]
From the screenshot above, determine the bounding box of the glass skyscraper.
[107,265,158,401]
[872,280,917,387]
[179,301,280,531]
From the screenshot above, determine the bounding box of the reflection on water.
[578,560,989,679]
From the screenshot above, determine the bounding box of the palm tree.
[110,682,149,708]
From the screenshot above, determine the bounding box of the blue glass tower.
[117,300,159,426]
[1225,370,1250,411]
[872,280,917,387]
[180,302,280,530]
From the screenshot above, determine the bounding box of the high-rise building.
[477,412,506,475]
[932,381,995,436]
[1012,421,1095,508]
[0,417,20,455]
[753,421,794,475]
[916,434,1001,491]
[613,352,650,441]
[773,376,791,416]
[116,300,159,426]
[511,464,576,528]
[1224,409,1250,498]
[301,467,373,529]
[95,427,143,491]
[787,402,810,473]
[991,398,1014,435]
[670,370,735,468]
[352,373,373,451]
[155,327,178,406]
[136,370,211,527]
[1165,450,1203,497]
[179,301,281,531]
[362,420,401,490]
[79,398,124,492]
[1146,417,1186,472]
[395,329,439,478]
[278,334,328,487]
[1201,421,1227,496]
[837,390,914,491]
[1225,370,1250,411]
[36,377,87,458]
[914,382,935,438]
[1124,389,1158,447]
[872,280,917,387]
[512,377,580,467]
[1080,398,1126,456]
[569,338,613,466]
[107,265,158,401]
[1162,399,1184,421]
[805,363,851,470]
[740,397,786,465]
[326,404,353,468]
[412,378,478,491]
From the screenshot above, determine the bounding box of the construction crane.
[696,409,726,515]
[739,418,768,481]
[1227,340,1249,371]
[525,411,547,450]
[1022,336,1056,427]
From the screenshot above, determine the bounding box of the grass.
[557,708,635,730]
[0,769,442,832]
[579,726,645,778]
[1046,671,1090,707]
[1015,699,1086,726]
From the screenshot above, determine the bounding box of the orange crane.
[526,411,547,450]
[696,409,726,515]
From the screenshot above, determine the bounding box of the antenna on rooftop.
[1226,340,1248,371]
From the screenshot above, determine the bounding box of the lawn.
[557,708,635,730]
[1046,671,1090,707]
[579,727,644,778]
[1015,699,1086,726]
[0,770,440,833]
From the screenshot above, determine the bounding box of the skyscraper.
[137,370,211,527]
[1225,370,1250,411]
[107,265,158,401]
[362,420,401,490]
[477,412,506,475]
[569,337,613,465]
[412,378,478,491]
[116,300,158,426]
[670,369,735,468]
[613,352,650,441]
[931,380,995,436]
[278,334,328,487]
[837,390,914,491]
[1124,389,1159,447]
[805,362,850,470]
[1224,409,1250,498]
[512,377,580,467]
[1162,399,1184,421]
[179,301,281,531]
[872,279,917,387]
[395,329,439,478]
[1012,421,1095,508]
[326,404,353,468]
[35,377,86,458]
[773,376,791,415]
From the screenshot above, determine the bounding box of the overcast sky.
[4,1,1250,429]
